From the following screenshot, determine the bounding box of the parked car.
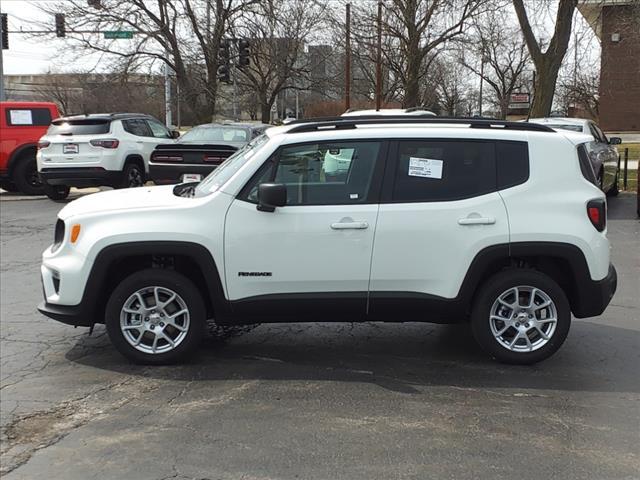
[528,117,621,195]
[36,113,178,200]
[342,107,437,117]
[0,101,59,195]
[148,122,270,185]
[38,116,616,365]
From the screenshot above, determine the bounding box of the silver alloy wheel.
[489,285,558,352]
[120,286,190,354]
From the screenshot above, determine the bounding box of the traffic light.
[55,14,65,37]
[238,39,250,68]
[217,64,230,83]
[217,39,230,83]
[1,14,8,50]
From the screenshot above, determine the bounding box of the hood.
[58,185,188,220]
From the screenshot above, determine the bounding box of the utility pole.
[0,14,6,102]
[164,61,172,127]
[478,47,485,117]
[375,1,382,111]
[345,3,351,111]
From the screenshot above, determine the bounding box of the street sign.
[104,31,134,39]
[509,93,530,104]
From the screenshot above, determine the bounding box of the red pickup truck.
[1,101,59,194]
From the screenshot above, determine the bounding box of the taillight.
[587,199,606,232]
[152,155,183,163]
[90,139,119,148]
[38,140,50,149]
[203,154,226,163]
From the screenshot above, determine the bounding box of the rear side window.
[122,119,151,136]
[496,141,529,189]
[48,119,110,135]
[577,144,597,185]
[392,140,496,202]
[6,108,52,126]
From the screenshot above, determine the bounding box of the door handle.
[331,221,369,230]
[458,216,496,225]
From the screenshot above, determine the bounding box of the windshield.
[547,124,582,133]
[194,134,270,197]
[179,126,249,144]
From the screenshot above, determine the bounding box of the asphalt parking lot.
[1,192,638,480]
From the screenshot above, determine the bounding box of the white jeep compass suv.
[37,113,178,200]
[38,116,617,365]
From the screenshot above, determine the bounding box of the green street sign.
[104,31,134,39]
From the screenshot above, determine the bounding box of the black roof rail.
[286,116,555,133]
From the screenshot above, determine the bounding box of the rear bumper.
[573,263,617,318]
[39,167,121,187]
[149,164,215,185]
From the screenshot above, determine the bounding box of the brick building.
[579,0,640,133]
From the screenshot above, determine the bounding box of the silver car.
[528,117,621,195]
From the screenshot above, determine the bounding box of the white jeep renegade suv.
[38,116,617,365]
[37,113,178,200]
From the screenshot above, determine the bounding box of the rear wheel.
[13,154,45,195]
[471,269,571,365]
[118,162,145,188]
[44,183,70,201]
[105,269,206,364]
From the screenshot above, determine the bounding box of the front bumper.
[37,301,93,327]
[572,263,617,318]
[40,167,122,188]
[149,164,215,185]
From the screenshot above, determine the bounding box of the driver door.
[224,140,386,320]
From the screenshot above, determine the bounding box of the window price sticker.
[408,157,443,179]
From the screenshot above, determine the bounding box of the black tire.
[118,162,145,189]
[0,180,19,192]
[12,154,45,195]
[105,269,206,364]
[606,172,619,197]
[44,183,70,201]
[471,269,571,365]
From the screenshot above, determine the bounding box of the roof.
[54,113,154,122]
[1,101,58,108]
[577,0,635,38]
[342,108,436,117]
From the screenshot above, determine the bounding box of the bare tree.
[232,0,328,123]
[460,12,530,118]
[37,0,258,122]
[364,0,491,107]
[512,0,578,117]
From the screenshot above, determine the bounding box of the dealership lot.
[1,193,638,479]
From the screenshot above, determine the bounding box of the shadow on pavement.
[65,319,640,395]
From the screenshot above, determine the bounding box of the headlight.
[52,219,65,251]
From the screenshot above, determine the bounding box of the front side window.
[146,120,171,138]
[392,140,496,202]
[243,141,382,205]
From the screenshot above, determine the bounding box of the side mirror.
[257,183,286,212]
[609,137,622,145]
[171,130,181,139]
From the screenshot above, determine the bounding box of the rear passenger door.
[368,139,517,319]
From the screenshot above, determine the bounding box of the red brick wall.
[599,5,640,132]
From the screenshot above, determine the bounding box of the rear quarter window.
[5,108,52,126]
[496,141,529,189]
[48,119,111,135]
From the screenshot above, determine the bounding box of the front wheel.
[105,269,206,364]
[471,269,571,365]
[44,184,70,201]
